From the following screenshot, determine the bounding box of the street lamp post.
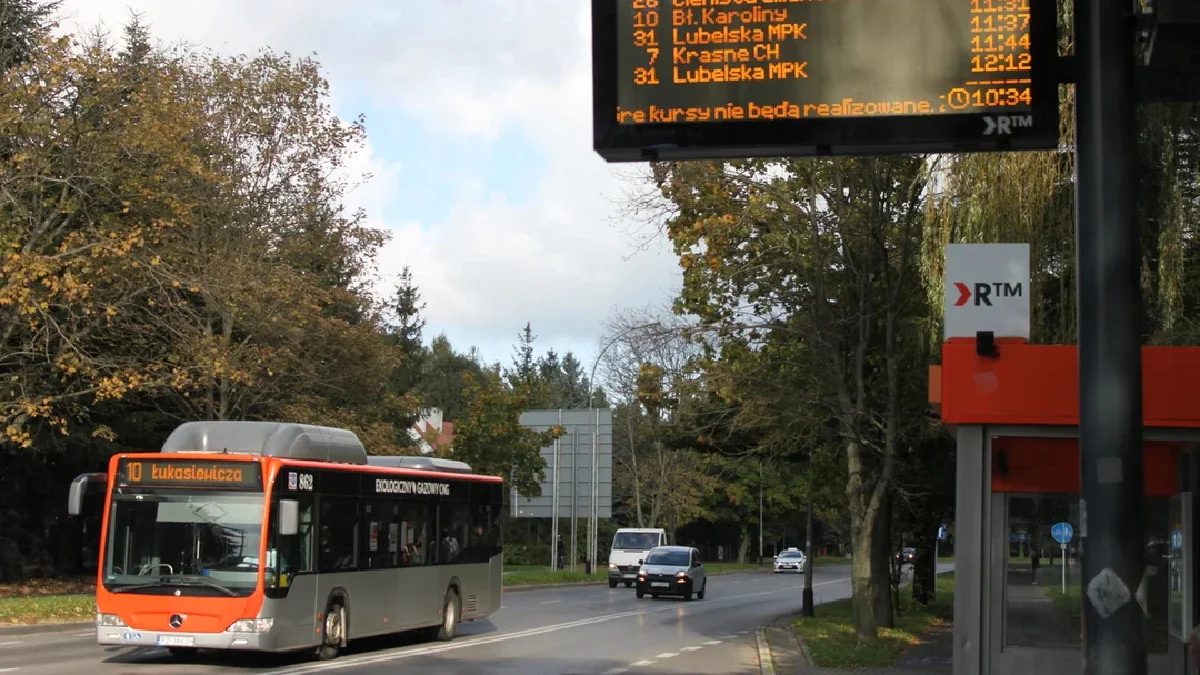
[758,458,764,566]
[586,321,662,572]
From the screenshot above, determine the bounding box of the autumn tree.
[644,155,930,639]
[599,307,712,538]
[451,367,561,497]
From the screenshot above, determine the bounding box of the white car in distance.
[773,547,806,573]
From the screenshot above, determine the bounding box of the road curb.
[757,627,778,675]
[0,620,93,636]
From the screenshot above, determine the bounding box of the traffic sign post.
[1051,522,1074,595]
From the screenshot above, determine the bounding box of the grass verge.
[0,595,96,626]
[0,578,95,626]
[792,573,955,668]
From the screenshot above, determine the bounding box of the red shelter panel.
[990,436,1180,497]
[939,338,1200,428]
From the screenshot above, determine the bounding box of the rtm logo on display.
[982,114,1034,136]
[952,281,1023,307]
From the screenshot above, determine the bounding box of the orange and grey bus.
[67,420,503,660]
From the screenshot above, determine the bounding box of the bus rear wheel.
[315,601,345,661]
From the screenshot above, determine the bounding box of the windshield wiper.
[110,575,239,597]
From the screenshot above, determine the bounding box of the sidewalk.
[758,615,952,675]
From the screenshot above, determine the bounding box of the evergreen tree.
[386,266,427,393]
[0,0,58,72]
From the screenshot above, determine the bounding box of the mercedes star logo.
[169,614,184,629]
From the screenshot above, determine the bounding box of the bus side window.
[319,497,359,572]
[438,500,469,565]
[397,500,430,567]
[362,500,397,569]
[468,484,499,562]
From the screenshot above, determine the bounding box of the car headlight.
[676,571,688,578]
[228,618,273,633]
[609,563,617,569]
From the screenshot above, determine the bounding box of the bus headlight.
[227,618,273,633]
[97,613,126,627]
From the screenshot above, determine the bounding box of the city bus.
[66,420,504,660]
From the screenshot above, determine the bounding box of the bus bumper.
[97,626,284,651]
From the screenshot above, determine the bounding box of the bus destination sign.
[117,458,263,490]
[591,0,1059,162]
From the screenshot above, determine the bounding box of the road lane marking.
[681,646,702,651]
[263,577,853,675]
[0,641,23,647]
[72,632,93,637]
[0,668,19,673]
[631,660,655,666]
[538,600,561,605]
[655,652,678,658]
[601,669,629,675]
[703,640,722,645]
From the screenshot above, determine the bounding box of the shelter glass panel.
[1003,494,1170,653]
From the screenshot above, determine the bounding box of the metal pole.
[570,421,577,571]
[551,415,561,572]
[1062,543,1067,595]
[759,458,764,566]
[1074,0,1144,672]
[802,489,815,616]
[591,408,600,570]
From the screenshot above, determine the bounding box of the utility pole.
[758,458,764,566]
[802,490,815,616]
[1074,0,1144,673]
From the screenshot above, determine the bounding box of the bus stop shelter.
[932,337,1200,675]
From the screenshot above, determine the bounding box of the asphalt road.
[0,564,952,675]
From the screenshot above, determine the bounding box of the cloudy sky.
[57,0,682,370]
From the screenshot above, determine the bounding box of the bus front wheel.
[315,601,345,661]
[432,588,460,642]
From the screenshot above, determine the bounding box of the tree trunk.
[627,420,645,527]
[737,522,751,564]
[872,486,894,628]
[911,508,938,605]
[849,524,877,640]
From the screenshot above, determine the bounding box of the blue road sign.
[937,525,948,541]
[1051,522,1074,544]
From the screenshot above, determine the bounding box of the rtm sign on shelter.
[944,243,1030,341]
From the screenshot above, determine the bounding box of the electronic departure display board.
[591,0,1060,162]
[117,458,263,490]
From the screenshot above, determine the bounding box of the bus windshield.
[103,492,264,597]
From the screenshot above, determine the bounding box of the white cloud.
[60,0,682,366]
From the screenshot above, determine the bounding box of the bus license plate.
[651,582,669,588]
[157,635,195,647]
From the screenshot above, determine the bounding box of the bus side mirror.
[67,481,85,516]
[67,473,106,516]
[279,499,300,536]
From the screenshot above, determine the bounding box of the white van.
[607,528,668,588]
